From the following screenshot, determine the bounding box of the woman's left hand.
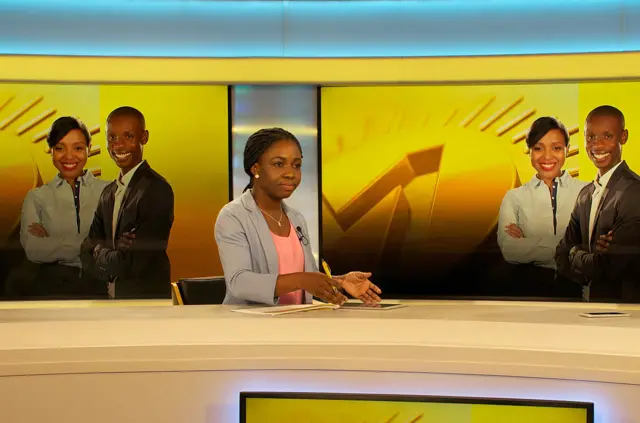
[28,223,48,238]
[336,272,382,305]
[505,223,524,239]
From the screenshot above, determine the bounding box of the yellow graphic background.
[321,82,640,276]
[0,83,228,281]
[244,397,589,423]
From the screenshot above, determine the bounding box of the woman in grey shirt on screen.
[13,117,110,299]
[497,116,587,298]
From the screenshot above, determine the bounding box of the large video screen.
[0,83,229,298]
[320,82,640,299]
[241,392,594,423]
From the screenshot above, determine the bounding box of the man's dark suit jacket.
[81,161,174,299]
[556,161,640,303]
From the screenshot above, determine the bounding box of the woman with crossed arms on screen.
[214,127,382,306]
[14,116,110,298]
[497,116,587,298]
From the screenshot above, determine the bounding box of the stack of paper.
[231,304,340,316]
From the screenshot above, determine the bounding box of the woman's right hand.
[300,272,347,305]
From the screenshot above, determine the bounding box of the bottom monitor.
[240,392,594,423]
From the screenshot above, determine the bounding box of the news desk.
[0,300,639,422]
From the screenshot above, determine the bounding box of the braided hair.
[242,127,302,192]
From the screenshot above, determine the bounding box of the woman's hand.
[300,272,347,305]
[505,223,524,239]
[28,223,48,238]
[336,272,382,305]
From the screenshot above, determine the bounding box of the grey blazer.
[556,161,640,302]
[214,191,316,305]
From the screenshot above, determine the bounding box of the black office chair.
[172,276,226,305]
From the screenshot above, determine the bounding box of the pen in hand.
[321,259,338,294]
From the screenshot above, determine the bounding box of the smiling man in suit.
[81,106,174,299]
[556,105,640,303]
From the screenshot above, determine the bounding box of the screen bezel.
[240,392,594,423]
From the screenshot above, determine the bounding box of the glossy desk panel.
[0,301,639,422]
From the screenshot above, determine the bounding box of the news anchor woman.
[215,127,382,306]
[13,116,110,298]
[497,116,587,298]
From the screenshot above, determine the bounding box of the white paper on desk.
[232,304,339,316]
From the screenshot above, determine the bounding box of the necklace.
[259,206,284,227]
[251,190,285,227]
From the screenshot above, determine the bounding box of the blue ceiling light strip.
[0,0,638,58]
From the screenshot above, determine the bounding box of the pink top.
[271,223,305,305]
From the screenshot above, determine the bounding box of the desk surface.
[1,300,639,386]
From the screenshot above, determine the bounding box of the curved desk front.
[0,300,639,422]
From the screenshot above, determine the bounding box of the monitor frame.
[240,391,594,423]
